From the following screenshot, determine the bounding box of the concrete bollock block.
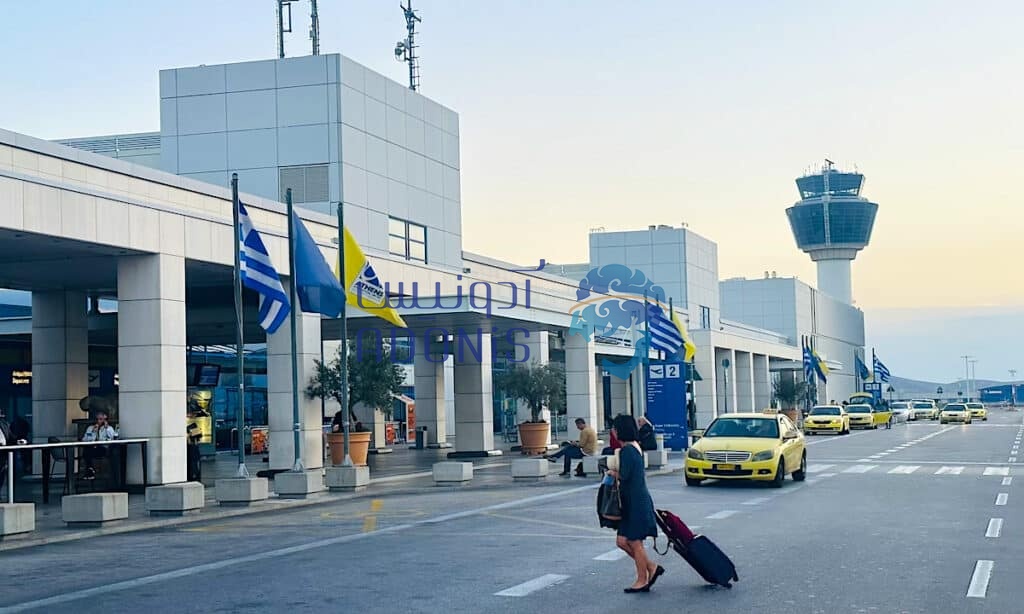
[274,470,326,499]
[581,455,612,476]
[145,482,205,516]
[325,465,370,492]
[0,503,35,538]
[432,461,473,484]
[215,477,269,506]
[511,458,548,481]
[62,493,128,527]
[645,449,669,469]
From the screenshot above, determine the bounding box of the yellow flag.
[334,228,408,328]
[671,311,697,363]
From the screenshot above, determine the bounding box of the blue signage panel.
[646,360,688,450]
[863,382,883,404]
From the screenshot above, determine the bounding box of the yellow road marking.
[362,499,383,533]
[483,512,606,535]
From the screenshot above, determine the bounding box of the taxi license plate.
[715,464,737,471]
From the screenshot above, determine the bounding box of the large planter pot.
[518,422,550,455]
[326,431,371,466]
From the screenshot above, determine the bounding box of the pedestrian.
[544,418,598,476]
[81,410,117,479]
[607,414,664,593]
[637,416,658,451]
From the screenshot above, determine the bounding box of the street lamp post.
[961,355,972,401]
[968,359,978,402]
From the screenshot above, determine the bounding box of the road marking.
[742,497,771,506]
[985,518,1003,538]
[935,466,964,475]
[984,467,1010,476]
[807,464,834,473]
[843,465,876,473]
[966,560,994,598]
[594,549,628,561]
[1010,458,1017,463]
[706,510,738,520]
[996,493,1008,506]
[886,449,900,453]
[870,454,886,458]
[888,465,920,474]
[495,574,570,597]
[1003,477,1013,486]
[819,473,837,478]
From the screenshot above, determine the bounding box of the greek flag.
[238,202,290,334]
[873,351,891,382]
[646,303,684,356]
[802,343,815,381]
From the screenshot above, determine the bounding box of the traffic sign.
[937,386,944,394]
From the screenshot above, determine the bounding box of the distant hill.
[888,376,1013,396]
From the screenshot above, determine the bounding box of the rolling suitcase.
[654,508,739,588]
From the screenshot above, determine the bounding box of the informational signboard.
[863,382,883,404]
[646,360,688,450]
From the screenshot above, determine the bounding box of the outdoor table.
[4,438,149,504]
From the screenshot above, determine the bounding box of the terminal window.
[388,217,427,263]
[699,305,711,329]
[279,164,329,204]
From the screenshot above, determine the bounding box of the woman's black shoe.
[623,586,649,594]
[644,566,665,590]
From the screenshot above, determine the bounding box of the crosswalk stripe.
[706,510,738,520]
[495,574,570,597]
[807,464,834,473]
[996,493,1009,506]
[984,467,1010,476]
[888,465,921,474]
[935,466,964,475]
[1003,477,1013,486]
[594,549,628,561]
[986,518,1003,538]
[843,465,877,473]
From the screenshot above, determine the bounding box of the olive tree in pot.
[772,377,809,424]
[307,345,405,466]
[494,362,566,455]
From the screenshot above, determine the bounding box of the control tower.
[785,160,878,305]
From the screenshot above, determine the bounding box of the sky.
[1,1,1021,381]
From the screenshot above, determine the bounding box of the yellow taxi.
[845,404,876,429]
[966,402,988,421]
[685,412,806,488]
[940,403,973,424]
[803,405,850,435]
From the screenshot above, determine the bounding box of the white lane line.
[706,510,738,520]
[807,464,834,473]
[843,464,877,473]
[984,467,1010,476]
[985,518,1003,538]
[856,458,872,462]
[934,466,964,475]
[594,549,628,561]
[819,473,837,478]
[742,497,771,506]
[1003,477,1013,486]
[886,449,900,453]
[996,493,1009,506]
[1010,458,1017,464]
[869,454,885,459]
[966,560,994,598]
[888,465,921,474]
[495,574,570,597]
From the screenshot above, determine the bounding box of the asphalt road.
[2,410,1022,614]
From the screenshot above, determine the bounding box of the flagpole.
[230,174,249,479]
[285,190,304,472]
[337,202,353,467]
[642,290,650,418]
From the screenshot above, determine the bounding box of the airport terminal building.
[0,52,868,484]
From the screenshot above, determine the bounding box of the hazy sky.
[1,1,1020,380]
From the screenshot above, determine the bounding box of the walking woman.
[607,414,665,593]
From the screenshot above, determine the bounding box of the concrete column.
[734,351,754,412]
[694,349,717,427]
[753,354,771,409]
[609,374,630,418]
[595,368,606,430]
[713,347,737,415]
[513,330,550,427]
[443,357,456,438]
[413,348,448,447]
[565,328,598,428]
[117,254,186,485]
[451,333,497,456]
[31,291,89,442]
[266,284,324,472]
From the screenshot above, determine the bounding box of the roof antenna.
[277,1,294,58]
[394,1,422,90]
[310,0,320,56]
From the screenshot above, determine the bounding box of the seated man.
[544,418,598,476]
[81,410,118,479]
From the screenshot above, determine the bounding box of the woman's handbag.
[599,479,623,522]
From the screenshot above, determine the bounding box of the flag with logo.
[811,347,829,383]
[237,202,290,333]
[335,227,407,328]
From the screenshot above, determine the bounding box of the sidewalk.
[3,442,668,553]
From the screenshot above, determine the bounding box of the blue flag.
[291,210,346,318]
[855,355,871,380]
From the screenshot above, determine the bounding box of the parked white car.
[889,401,911,423]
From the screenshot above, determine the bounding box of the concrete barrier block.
[433,461,473,483]
[215,477,268,506]
[62,493,128,526]
[145,482,205,516]
[511,458,548,481]
[326,465,370,492]
[275,470,326,499]
[645,449,669,468]
[0,503,35,538]
[581,455,611,476]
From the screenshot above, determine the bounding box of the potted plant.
[307,344,405,466]
[494,362,566,454]
[772,376,808,424]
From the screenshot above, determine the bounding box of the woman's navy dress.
[616,444,657,541]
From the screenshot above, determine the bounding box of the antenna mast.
[277,1,294,58]
[310,0,320,55]
[394,1,422,90]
